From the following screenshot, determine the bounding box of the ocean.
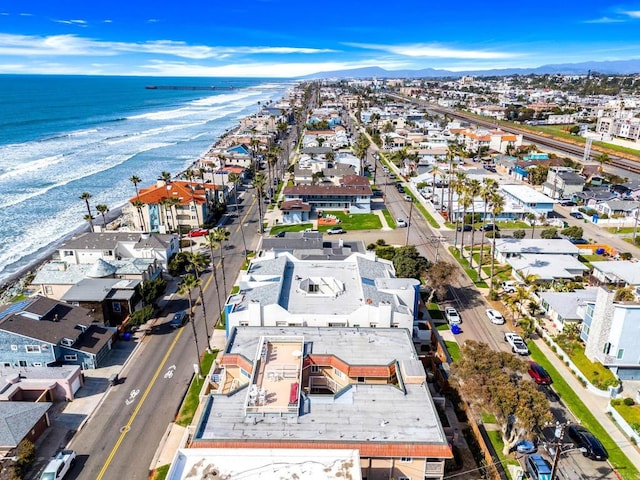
[0,74,293,287]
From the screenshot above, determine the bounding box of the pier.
[145,85,235,91]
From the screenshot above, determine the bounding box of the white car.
[486,309,505,325]
[504,332,530,355]
[396,218,407,228]
[445,307,461,325]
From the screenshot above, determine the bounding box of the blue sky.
[1,1,640,77]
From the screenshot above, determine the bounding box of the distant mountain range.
[301,59,640,79]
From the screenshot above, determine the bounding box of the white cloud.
[53,19,88,26]
[0,33,334,59]
[104,19,112,23]
[622,10,640,18]
[19,13,33,16]
[583,16,625,23]
[345,42,520,59]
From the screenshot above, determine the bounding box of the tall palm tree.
[129,175,142,200]
[527,213,537,239]
[129,176,146,230]
[131,200,147,231]
[458,186,473,259]
[83,213,95,230]
[478,179,498,278]
[204,232,223,326]
[489,192,505,290]
[79,192,94,232]
[178,274,202,372]
[185,252,212,351]
[158,171,172,184]
[210,227,231,295]
[160,198,173,232]
[228,172,242,213]
[96,204,109,229]
[253,172,267,234]
[451,172,467,250]
[466,179,482,264]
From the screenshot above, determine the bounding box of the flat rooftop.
[500,184,556,204]
[168,448,362,480]
[195,327,448,450]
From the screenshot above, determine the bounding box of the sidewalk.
[534,337,640,467]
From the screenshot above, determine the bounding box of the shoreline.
[0,94,283,301]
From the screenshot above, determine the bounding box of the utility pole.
[549,422,569,480]
[405,199,414,246]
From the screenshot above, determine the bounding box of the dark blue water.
[0,75,291,285]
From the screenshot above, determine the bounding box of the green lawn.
[606,227,638,234]
[553,337,618,389]
[445,340,461,362]
[318,211,382,231]
[269,223,313,236]
[436,323,449,331]
[382,208,396,228]
[496,220,530,229]
[612,402,640,432]
[448,247,490,288]
[151,464,170,480]
[486,430,519,478]
[482,413,497,424]
[175,350,217,427]
[428,303,444,320]
[529,342,639,480]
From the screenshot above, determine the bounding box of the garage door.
[71,376,82,394]
[616,368,640,381]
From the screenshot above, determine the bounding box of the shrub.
[620,252,633,260]
[624,397,636,406]
[541,228,558,239]
[611,398,622,406]
[513,229,526,239]
[129,305,155,326]
[488,289,499,301]
[366,243,376,250]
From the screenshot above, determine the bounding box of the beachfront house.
[128,180,224,233]
[0,296,115,370]
[55,231,177,270]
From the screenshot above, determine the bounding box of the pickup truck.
[40,450,76,480]
[504,332,530,356]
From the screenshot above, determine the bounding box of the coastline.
[0,99,276,302]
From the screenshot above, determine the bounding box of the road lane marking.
[96,327,185,480]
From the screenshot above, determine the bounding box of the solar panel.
[0,298,33,320]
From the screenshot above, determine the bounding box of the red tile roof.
[281,200,311,212]
[132,181,218,206]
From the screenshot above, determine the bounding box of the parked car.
[560,200,576,206]
[480,223,500,231]
[528,361,552,385]
[502,280,525,293]
[569,237,589,244]
[327,227,345,235]
[445,307,461,325]
[372,190,384,197]
[397,186,405,194]
[40,450,76,480]
[516,439,537,454]
[274,231,287,237]
[504,332,529,355]
[486,309,505,325]
[566,425,609,460]
[169,310,188,328]
[187,228,209,237]
[570,211,584,219]
[396,218,407,228]
[456,224,473,232]
[403,194,412,202]
[525,454,553,480]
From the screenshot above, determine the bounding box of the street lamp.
[429,236,446,263]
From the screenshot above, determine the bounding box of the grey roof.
[508,254,589,280]
[58,231,173,251]
[0,296,112,354]
[0,402,52,448]
[61,278,139,302]
[539,288,599,320]
[260,233,366,261]
[32,258,156,285]
[600,200,638,211]
[557,171,586,185]
[87,258,117,278]
[591,261,640,285]
[196,327,447,447]
[301,146,333,155]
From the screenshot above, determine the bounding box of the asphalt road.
[66,187,263,479]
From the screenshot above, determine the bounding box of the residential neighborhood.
[2,77,640,480]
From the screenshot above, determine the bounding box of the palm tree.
[595,153,610,173]
[83,213,95,230]
[527,213,537,239]
[204,232,223,326]
[96,204,109,229]
[79,192,94,232]
[210,227,231,294]
[160,198,173,232]
[253,172,267,234]
[129,175,142,200]
[129,176,146,230]
[185,252,212,351]
[466,179,482,263]
[478,178,498,278]
[131,200,147,231]
[178,274,202,373]
[451,172,467,250]
[158,171,172,183]
[489,192,505,290]
[228,172,242,213]
[458,186,473,259]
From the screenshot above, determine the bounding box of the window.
[603,343,611,355]
[18,360,27,367]
[239,321,249,327]
[10,345,17,351]
[45,286,53,295]
[25,345,41,353]
[2,362,11,367]
[369,323,377,328]
[63,250,73,256]
[61,338,74,347]
[399,457,412,463]
[276,321,287,326]
[33,362,43,367]
[311,365,319,373]
[333,368,346,380]
[112,302,121,313]
[64,355,77,361]
[357,376,365,383]
[617,349,624,360]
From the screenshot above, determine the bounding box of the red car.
[187,228,209,238]
[528,361,552,385]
